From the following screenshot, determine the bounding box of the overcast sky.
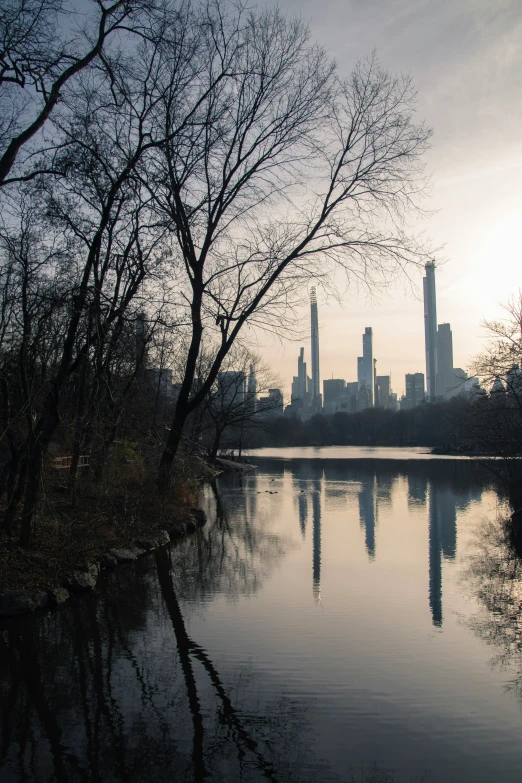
[253,0,522,398]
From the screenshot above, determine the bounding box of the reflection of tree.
[0,539,328,783]
[156,546,280,782]
[179,475,293,603]
[464,516,522,701]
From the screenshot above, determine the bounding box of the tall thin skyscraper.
[423,261,438,401]
[437,323,453,397]
[310,287,321,409]
[298,347,307,399]
[357,327,374,407]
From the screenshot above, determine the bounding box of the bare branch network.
[0,0,434,542]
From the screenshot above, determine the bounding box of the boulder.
[99,552,118,569]
[108,548,138,564]
[0,589,49,617]
[157,530,170,544]
[130,545,146,557]
[191,508,207,527]
[64,563,99,593]
[48,587,70,605]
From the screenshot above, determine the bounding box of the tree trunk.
[209,427,224,461]
[19,403,60,547]
[19,440,44,547]
[157,403,188,491]
[157,291,204,490]
[3,449,27,534]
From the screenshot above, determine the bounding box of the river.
[1,448,521,782]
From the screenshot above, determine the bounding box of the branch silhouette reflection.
[0,456,505,783]
[0,480,328,783]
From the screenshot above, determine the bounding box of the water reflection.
[1,455,511,783]
[464,515,522,702]
[359,473,377,561]
[312,478,322,603]
[0,486,319,783]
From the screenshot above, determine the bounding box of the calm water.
[1,449,522,782]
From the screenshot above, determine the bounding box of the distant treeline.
[255,397,470,449]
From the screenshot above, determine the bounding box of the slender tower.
[310,288,321,410]
[423,261,438,401]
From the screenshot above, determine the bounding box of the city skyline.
[253,0,522,400]
[285,261,477,411]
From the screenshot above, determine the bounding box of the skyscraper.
[405,373,425,408]
[298,347,307,400]
[310,288,321,410]
[375,375,391,408]
[323,378,346,413]
[423,261,438,400]
[357,327,374,407]
[437,323,453,397]
[217,371,246,408]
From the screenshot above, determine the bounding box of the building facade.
[323,378,346,414]
[405,372,425,409]
[437,323,454,397]
[423,261,438,401]
[310,288,321,411]
[357,327,374,408]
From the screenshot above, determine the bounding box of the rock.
[185,519,197,533]
[99,552,118,569]
[64,563,99,593]
[191,508,207,527]
[130,545,146,557]
[108,548,138,564]
[157,530,170,544]
[0,589,49,617]
[136,538,158,551]
[48,587,70,605]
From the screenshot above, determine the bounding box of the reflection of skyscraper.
[423,261,438,401]
[312,478,321,602]
[407,470,428,506]
[310,288,321,411]
[438,489,457,559]
[291,460,314,538]
[358,473,376,560]
[428,481,458,627]
[298,492,308,539]
[428,486,442,627]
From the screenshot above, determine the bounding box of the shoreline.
[0,507,208,620]
[0,458,257,620]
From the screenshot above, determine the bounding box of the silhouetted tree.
[141,3,433,485]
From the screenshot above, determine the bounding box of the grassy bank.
[0,453,216,594]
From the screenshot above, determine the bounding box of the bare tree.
[0,0,154,187]
[1,19,178,543]
[136,3,432,486]
[462,295,522,504]
[193,346,281,459]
